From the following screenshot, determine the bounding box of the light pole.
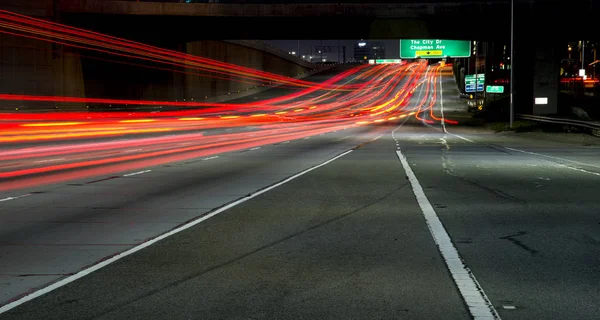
[582,40,585,74]
[509,0,514,127]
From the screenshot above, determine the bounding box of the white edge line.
[505,147,600,176]
[505,146,600,170]
[439,70,475,143]
[439,66,448,134]
[0,197,15,202]
[122,170,152,177]
[0,149,354,314]
[395,150,501,320]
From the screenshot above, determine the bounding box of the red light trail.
[0,10,458,191]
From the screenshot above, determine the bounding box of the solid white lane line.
[202,156,219,161]
[122,170,152,177]
[395,149,500,320]
[0,149,354,314]
[249,147,261,151]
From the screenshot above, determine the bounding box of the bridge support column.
[513,34,561,116]
[531,42,560,115]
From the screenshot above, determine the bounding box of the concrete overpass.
[50,1,598,41]
[1,0,599,115]
[4,1,597,40]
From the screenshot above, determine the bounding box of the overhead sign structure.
[486,85,504,93]
[465,74,485,93]
[400,39,471,59]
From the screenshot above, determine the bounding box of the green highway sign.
[376,59,402,64]
[465,74,485,92]
[486,85,504,93]
[400,39,471,59]
[465,74,485,82]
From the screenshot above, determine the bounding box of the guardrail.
[517,114,600,131]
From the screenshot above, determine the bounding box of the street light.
[509,0,514,128]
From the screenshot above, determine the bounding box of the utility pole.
[509,0,514,128]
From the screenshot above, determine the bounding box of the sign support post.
[509,0,514,128]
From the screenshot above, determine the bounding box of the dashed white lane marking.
[122,170,152,177]
[202,156,219,161]
[282,141,290,144]
[392,123,500,320]
[0,149,354,315]
[249,147,261,151]
[34,158,65,163]
[0,194,31,203]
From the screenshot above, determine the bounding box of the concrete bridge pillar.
[512,2,562,116]
[531,42,560,115]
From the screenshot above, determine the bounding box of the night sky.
[264,39,400,61]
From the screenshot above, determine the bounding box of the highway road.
[2,65,600,319]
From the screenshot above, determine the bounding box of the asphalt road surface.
[1,66,600,319]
